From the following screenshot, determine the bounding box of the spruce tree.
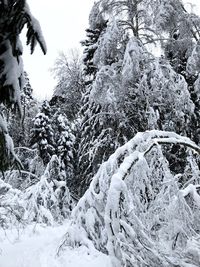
[31,102,55,165]
[75,20,129,195]
[56,114,75,186]
[81,1,108,83]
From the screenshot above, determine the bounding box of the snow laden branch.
[0,156,74,228]
[59,130,200,267]
[23,155,73,225]
[0,179,24,228]
[0,113,22,173]
[180,184,200,208]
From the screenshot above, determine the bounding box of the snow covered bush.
[0,155,73,228]
[59,130,200,267]
[0,146,41,190]
[0,179,24,228]
[23,155,73,225]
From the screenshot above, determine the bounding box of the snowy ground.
[0,222,111,267]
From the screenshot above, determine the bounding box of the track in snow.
[0,223,111,267]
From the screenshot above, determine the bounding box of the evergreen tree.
[31,109,55,165]
[75,16,128,196]
[81,1,108,83]
[41,100,51,116]
[8,71,39,147]
[21,72,34,106]
[56,114,75,186]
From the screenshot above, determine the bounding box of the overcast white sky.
[22,0,94,99]
[22,0,200,100]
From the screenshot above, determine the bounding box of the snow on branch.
[0,179,24,228]
[0,113,22,172]
[180,184,200,208]
[0,0,46,111]
[23,155,73,225]
[59,130,200,267]
[0,155,74,228]
[24,3,47,55]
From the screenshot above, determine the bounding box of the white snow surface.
[0,222,111,267]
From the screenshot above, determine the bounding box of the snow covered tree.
[92,20,126,68]
[41,99,51,116]
[76,12,194,195]
[8,72,39,147]
[0,156,73,227]
[81,1,108,83]
[59,130,200,267]
[75,82,124,196]
[154,0,200,89]
[75,4,130,196]
[56,114,75,186]
[73,3,108,195]
[98,0,158,44]
[0,0,46,172]
[122,37,194,134]
[154,1,200,144]
[79,0,198,186]
[30,111,55,165]
[21,71,34,108]
[50,50,83,120]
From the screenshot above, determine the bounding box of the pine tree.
[21,72,34,106]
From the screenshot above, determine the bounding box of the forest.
[1,0,200,266]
